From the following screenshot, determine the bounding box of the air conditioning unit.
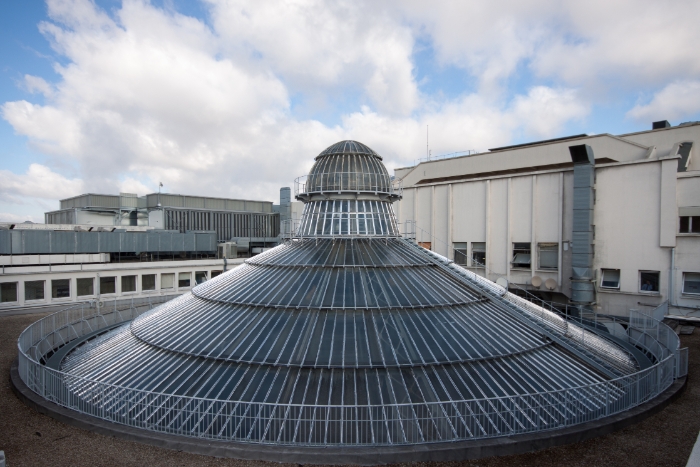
[218,242,237,259]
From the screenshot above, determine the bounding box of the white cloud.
[23,75,55,97]
[0,0,599,220]
[0,163,84,203]
[627,81,700,123]
[207,0,419,116]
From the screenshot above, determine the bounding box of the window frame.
[680,216,700,233]
[51,279,71,300]
[0,282,18,303]
[471,242,486,268]
[511,242,532,270]
[76,277,95,297]
[161,273,175,290]
[24,280,45,301]
[600,268,621,290]
[453,242,468,266]
[682,272,700,296]
[195,271,208,285]
[121,275,138,294]
[537,243,559,270]
[142,274,157,292]
[178,272,191,288]
[99,276,117,295]
[638,270,660,294]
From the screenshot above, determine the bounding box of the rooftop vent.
[652,120,671,130]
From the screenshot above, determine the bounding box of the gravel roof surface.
[1,312,698,467]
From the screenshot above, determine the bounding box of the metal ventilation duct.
[568,144,596,307]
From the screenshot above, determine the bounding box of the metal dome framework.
[16,140,688,452]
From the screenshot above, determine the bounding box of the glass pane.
[680,216,690,233]
[472,251,486,267]
[539,245,558,269]
[100,276,116,294]
[472,242,486,252]
[512,253,531,267]
[161,273,174,289]
[601,269,620,288]
[52,279,70,298]
[122,275,137,293]
[640,271,659,292]
[0,282,18,302]
[25,281,44,300]
[142,274,156,291]
[179,272,191,287]
[195,271,207,284]
[210,270,222,278]
[683,273,700,294]
[692,217,700,233]
[77,278,94,296]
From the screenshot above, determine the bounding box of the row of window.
[0,270,223,304]
[600,269,700,295]
[452,242,559,270]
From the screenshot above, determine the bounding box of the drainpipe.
[568,144,596,313]
[670,247,676,306]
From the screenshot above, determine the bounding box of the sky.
[1,0,700,223]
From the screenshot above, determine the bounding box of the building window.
[25,281,45,301]
[680,216,700,233]
[1,282,18,303]
[195,271,208,285]
[142,274,156,291]
[179,272,191,288]
[77,278,94,296]
[453,243,467,265]
[161,274,175,289]
[100,276,116,295]
[600,269,620,289]
[210,270,223,278]
[122,275,137,293]
[418,241,432,250]
[683,272,700,295]
[52,279,70,299]
[639,271,660,293]
[538,243,558,270]
[472,242,486,267]
[511,243,531,269]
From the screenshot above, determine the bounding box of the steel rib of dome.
[59,140,640,446]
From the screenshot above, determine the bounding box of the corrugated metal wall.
[162,209,279,242]
[0,230,216,254]
[145,194,272,213]
[45,210,77,224]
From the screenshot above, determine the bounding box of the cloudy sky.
[1,0,700,222]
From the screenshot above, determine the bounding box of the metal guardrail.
[16,292,686,445]
[294,173,403,198]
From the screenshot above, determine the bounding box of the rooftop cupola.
[294,140,402,237]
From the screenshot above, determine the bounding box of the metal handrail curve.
[294,173,403,198]
[16,294,686,446]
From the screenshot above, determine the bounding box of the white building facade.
[393,122,700,318]
[0,256,244,311]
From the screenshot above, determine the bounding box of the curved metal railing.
[295,173,402,198]
[16,295,687,446]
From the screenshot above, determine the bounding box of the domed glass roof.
[55,140,642,448]
[316,140,382,160]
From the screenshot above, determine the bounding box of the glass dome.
[49,140,645,449]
